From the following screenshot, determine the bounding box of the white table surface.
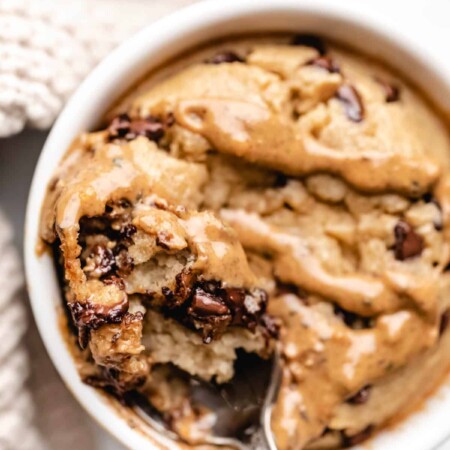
[1,0,450,448]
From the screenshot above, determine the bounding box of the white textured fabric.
[0,0,196,137]
[0,212,45,450]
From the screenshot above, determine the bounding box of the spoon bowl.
[133,349,281,450]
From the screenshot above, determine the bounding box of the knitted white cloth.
[0,1,196,448]
[0,0,196,137]
[0,212,45,450]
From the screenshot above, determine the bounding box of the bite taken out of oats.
[40,131,277,398]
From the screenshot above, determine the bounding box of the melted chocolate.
[308,56,340,73]
[108,113,165,142]
[68,297,128,348]
[114,246,134,277]
[162,270,274,343]
[347,385,371,405]
[88,245,115,278]
[336,84,365,122]
[393,221,424,260]
[206,51,244,64]
[120,223,137,242]
[189,289,231,316]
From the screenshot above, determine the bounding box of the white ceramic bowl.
[25,0,450,449]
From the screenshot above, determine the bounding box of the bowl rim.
[24,0,450,449]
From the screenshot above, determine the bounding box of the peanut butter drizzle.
[221,209,437,317]
[55,139,150,304]
[51,136,256,305]
[269,295,437,449]
[175,98,439,195]
[133,207,256,287]
[182,212,256,287]
[133,63,439,195]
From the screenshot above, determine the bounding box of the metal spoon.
[133,348,282,449]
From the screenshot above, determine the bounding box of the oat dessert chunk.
[41,34,450,449]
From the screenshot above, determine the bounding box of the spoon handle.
[133,348,282,450]
[259,347,282,450]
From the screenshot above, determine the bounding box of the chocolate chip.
[206,51,244,64]
[308,56,340,73]
[347,385,371,405]
[393,221,424,260]
[162,269,196,309]
[103,275,125,290]
[187,284,237,342]
[422,192,433,203]
[189,289,230,316]
[341,426,373,448]
[123,311,144,324]
[291,34,326,55]
[114,248,134,277]
[104,198,132,220]
[273,173,288,188]
[260,314,280,339]
[120,224,137,242]
[129,118,165,141]
[174,269,196,302]
[434,218,443,232]
[162,272,274,343]
[336,84,365,122]
[107,113,131,139]
[68,297,128,348]
[88,245,115,278]
[108,113,165,142]
[440,309,450,336]
[375,77,400,103]
[223,287,268,329]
